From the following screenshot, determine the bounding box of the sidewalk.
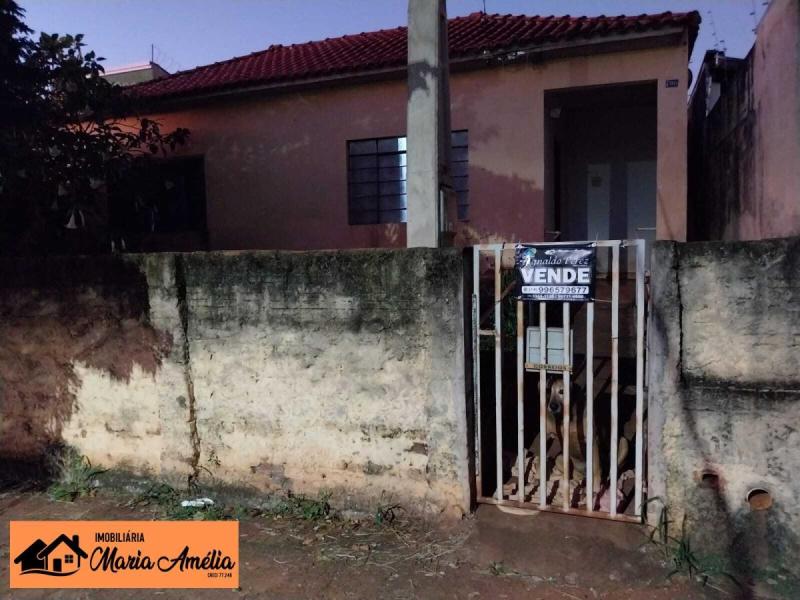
[0,490,727,599]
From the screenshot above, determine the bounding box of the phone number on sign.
[521,285,589,295]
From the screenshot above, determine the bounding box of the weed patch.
[48,448,106,501]
[268,491,332,521]
[644,497,739,591]
[374,503,402,525]
[131,483,227,520]
[128,483,333,522]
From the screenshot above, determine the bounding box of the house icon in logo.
[14,534,88,576]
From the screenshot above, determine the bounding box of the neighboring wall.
[145,42,689,250]
[0,249,469,516]
[648,238,800,579]
[688,0,800,241]
[753,0,800,239]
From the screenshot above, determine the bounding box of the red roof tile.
[131,11,700,100]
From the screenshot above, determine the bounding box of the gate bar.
[476,495,641,523]
[473,241,625,250]
[494,247,502,501]
[516,301,524,501]
[539,302,547,507]
[562,302,571,510]
[634,240,645,516]
[586,301,594,511]
[471,240,644,521]
[610,244,620,516]
[472,247,482,493]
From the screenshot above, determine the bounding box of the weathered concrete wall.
[0,249,469,516]
[648,238,800,581]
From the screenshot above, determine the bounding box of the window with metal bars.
[347,131,469,225]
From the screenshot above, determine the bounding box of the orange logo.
[10,521,238,589]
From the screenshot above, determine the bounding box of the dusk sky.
[19,1,767,84]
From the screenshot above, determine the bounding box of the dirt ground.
[0,490,739,599]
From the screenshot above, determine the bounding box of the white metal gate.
[471,240,646,522]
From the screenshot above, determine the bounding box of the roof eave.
[137,27,690,112]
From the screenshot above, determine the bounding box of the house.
[13,538,47,573]
[103,61,170,86]
[14,534,87,575]
[119,11,700,253]
[688,0,800,241]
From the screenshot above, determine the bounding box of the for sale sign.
[515,243,596,302]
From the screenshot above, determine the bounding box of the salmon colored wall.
[145,42,690,250]
[750,0,800,240]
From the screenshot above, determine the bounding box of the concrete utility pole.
[406,0,453,248]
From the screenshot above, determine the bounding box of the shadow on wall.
[649,239,800,595]
[0,256,171,486]
[455,164,542,246]
[666,368,800,596]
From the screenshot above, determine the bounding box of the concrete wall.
[0,249,469,516]
[648,237,800,580]
[143,41,690,250]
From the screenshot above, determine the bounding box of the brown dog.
[546,378,602,504]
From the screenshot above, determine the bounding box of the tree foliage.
[0,0,189,254]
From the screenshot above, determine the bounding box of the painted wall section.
[752,0,800,239]
[142,42,690,249]
[648,238,800,582]
[0,250,469,516]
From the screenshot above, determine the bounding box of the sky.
[18,0,769,83]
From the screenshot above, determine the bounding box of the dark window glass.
[378,166,407,182]
[453,176,469,193]
[350,155,377,169]
[451,130,469,147]
[381,194,408,211]
[379,180,407,196]
[377,137,407,153]
[348,139,377,155]
[450,146,469,163]
[379,153,406,168]
[450,130,469,219]
[349,182,378,198]
[380,209,407,223]
[348,169,378,183]
[347,131,469,225]
[349,196,379,212]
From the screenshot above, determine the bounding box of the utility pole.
[406,0,453,248]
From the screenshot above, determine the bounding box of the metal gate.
[471,240,646,522]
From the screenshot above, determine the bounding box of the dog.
[546,378,602,502]
[517,376,634,508]
[522,377,600,506]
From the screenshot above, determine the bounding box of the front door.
[626,160,656,271]
[53,558,62,572]
[586,163,610,271]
